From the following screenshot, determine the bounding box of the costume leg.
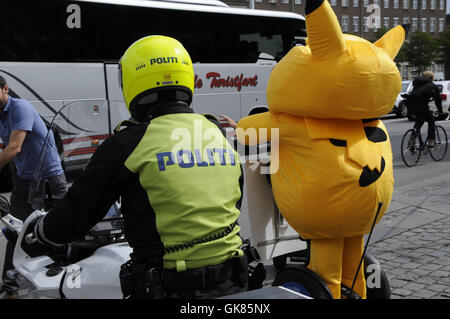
[341,235,366,299]
[308,238,344,299]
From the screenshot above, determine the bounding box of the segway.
[243,159,391,299]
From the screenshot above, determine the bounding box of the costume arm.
[236,112,276,145]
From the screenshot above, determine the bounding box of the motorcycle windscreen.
[28,100,110,210]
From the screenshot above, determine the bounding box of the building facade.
[223,0,448,79]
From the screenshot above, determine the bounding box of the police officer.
[23,36,248,298]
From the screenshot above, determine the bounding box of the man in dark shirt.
[406,70,443,147]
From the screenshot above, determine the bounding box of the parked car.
[434,80,450,111]
[392,80,410,117]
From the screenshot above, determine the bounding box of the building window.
[421,18,427,32]
[393,17,400,26]
[295,0,301,4]
[393,0,399,8]
[342,0,349,7]
[403,0,409,8]
[384,0,390,7]
[421,0,426,9]
[330,0,337,6]
[439,18,445,32]
[412,0,418,8]
[363,17,369,32]
[342,15,349,32]
[430,0,436,9]
[353,0,359,7]
[363,0,369,7]
[353,16,359,33]
[282,0,289,3]
[403,17,409,25]
[383,17,390,28]
[412,18,418,32]
[430,18,436,33]
[373,0,380,5]
[439,0,444,9]
[402,64,409,79]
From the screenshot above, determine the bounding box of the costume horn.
[305,0,345,60]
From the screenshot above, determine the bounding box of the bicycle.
[401,117,448,167]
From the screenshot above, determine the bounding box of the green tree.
[374,27,389,41]
[437,29,450,79]
[404,32,439,76]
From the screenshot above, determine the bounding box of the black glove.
[21,216,67,263]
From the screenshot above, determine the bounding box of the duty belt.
[163,258,236,292]
[120,257,248,299]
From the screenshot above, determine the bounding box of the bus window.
[160,10,240,64]
[238,17,287,61]
[0,1,73,62]
[70,2,162,62]
[0,0,306,64]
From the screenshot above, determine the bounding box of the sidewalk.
[367,173,450,299]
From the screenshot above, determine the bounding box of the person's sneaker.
[428,139,436,148]
[0,290,19,299]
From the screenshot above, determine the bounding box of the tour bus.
[0,0,306,187]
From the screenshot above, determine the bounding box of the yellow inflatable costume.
[236,0,405,298]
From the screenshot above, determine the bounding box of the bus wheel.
[272,265,333,299]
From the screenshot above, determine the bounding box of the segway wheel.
[272,266,333,299]
[364,253,391,299]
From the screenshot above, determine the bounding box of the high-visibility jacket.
[41,103,244,271]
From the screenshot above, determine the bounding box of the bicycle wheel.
[429,125,448,161]
[401,129,421,167]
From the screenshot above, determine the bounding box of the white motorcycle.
[1,196,130,299]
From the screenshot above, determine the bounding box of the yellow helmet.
[119,35,194,117]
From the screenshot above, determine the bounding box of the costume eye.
[329,139,346,147]
[364,127,387,143]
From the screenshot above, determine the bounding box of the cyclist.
[405,70,443,148]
